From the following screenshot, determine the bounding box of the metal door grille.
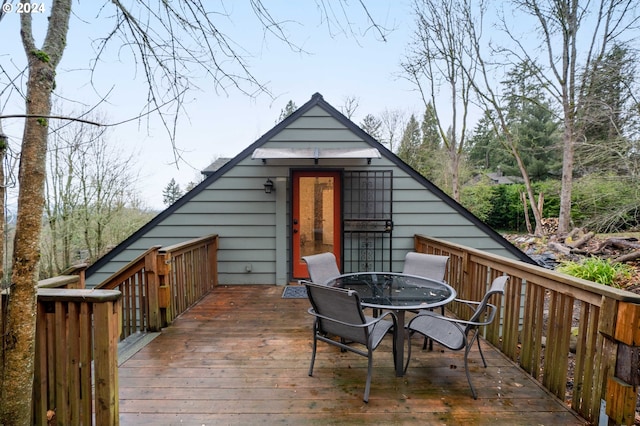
[342,171,393,273]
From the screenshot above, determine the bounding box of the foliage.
[557,257,634,288]
[277,100,298,123]
[163,178,184,206]
[460,176,496,222]
[30,49,50,63]
[471,180,562,232]
[396,114,422,170]
[571,174,640,232]
[360,114,382,140]
[577,44,638,172]
[40,113,152,277]
[467,113,512,171]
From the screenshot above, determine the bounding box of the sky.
[1,1,427,210]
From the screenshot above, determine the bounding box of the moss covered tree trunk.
[0,2,71,424]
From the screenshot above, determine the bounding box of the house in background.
[487,166,523,185]
[85,92,531,287]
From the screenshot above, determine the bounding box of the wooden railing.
[96,246,163,338]
[96,234,219,336]
[34,287,121,425]
[415,234,640,425]
[28,234,219,425]
[160,235,219,323]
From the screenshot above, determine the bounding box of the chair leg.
[463,342,478,399]
[422,336,430,350]
[470,330,487,368]
[364,350,373,403]
[476,334,488,368]
[340,337,348,352]
[308,335,318,376]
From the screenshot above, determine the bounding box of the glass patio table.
[325,272,456,377]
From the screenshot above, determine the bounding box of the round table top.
[326,272,456,310]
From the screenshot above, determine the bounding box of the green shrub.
[557,257,633,287]
[571,174,640,232]
[460,176,496,222]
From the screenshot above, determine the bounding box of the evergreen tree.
[163,178,183,206]
[421,103,440,150]
[360,114,383,140]
[502,60,560,180]
[419,105,448,183]
[467,112,508,170]
[277,100,298,123]
[578,44,637,174]
[396,114,422,170]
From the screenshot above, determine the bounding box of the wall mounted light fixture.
[263,178,274,194]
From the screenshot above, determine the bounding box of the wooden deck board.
[119,285,587,425]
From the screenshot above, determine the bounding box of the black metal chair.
[305,282,398,403]
[302,252,340,285]
[404,275,509,399]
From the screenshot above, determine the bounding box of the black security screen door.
[342,170,393,273]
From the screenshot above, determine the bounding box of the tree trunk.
[508,136,543,235]
[558,119,575,234]
[450,148,460,202]
[1,59,53,425]
[1,4,71,424]
[0,128,5,395]
[521,192,532,234]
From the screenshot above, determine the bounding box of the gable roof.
[86,92,532,279]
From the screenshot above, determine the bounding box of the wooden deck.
[118,285,588,425]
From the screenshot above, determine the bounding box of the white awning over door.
[252,147,381,164]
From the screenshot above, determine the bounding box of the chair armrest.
[452,298,481,313]
[369,310,398,331]
[307,307,397,329]
[408,303,498,328]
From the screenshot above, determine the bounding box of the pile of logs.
[547,228,640,263]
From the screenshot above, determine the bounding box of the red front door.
[292,171,341,278]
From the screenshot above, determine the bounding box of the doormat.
[282,286,307,299]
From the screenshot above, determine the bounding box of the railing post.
[157,252,172,327]
[209,236,219,288]
[604,301,640,425]
[145,250,161,332]
[93,295,121,426]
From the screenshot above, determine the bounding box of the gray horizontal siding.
[270,129,364,141]
[87,98,524,288]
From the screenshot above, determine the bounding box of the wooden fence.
[415,234,640,425]
[28,234,219,424]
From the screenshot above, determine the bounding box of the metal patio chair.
[403,275,509,399]
[302,252,340,285]
[403,252,451,346]
[402,252,449,281]
[305,282,398,403]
